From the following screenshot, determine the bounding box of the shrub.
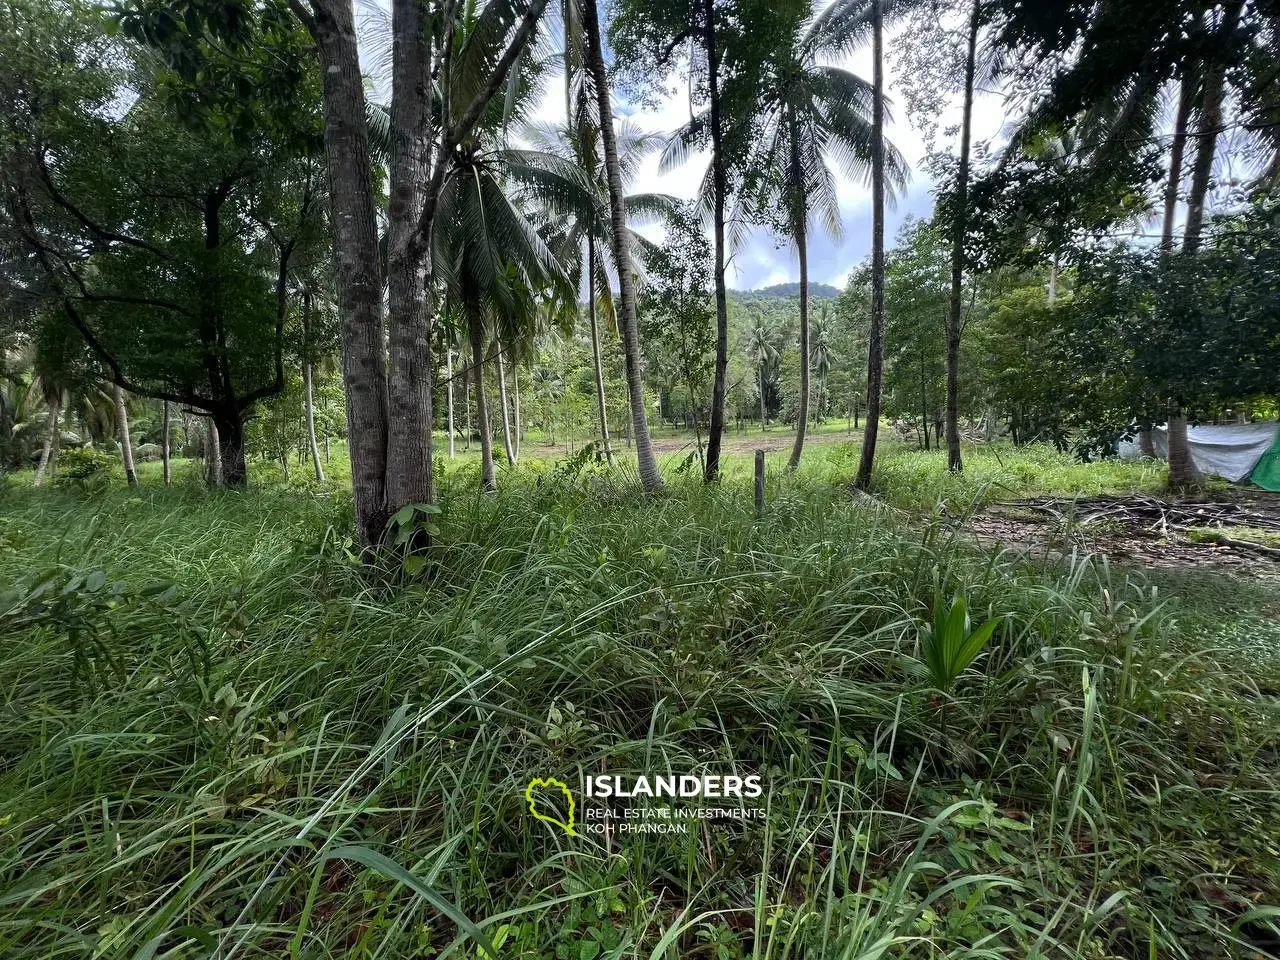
[50,447,119,493]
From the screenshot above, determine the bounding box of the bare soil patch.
[963,492,1280,580]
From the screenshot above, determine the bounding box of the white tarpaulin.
[1117,422,1279,482]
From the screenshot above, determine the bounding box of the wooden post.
[754,450,765,515]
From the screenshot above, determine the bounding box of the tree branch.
[240,242,293,408]
[37,152,171,260]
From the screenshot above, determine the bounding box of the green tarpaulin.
[1251,424,1280,492]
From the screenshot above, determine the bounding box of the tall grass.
[0,458,1275,958]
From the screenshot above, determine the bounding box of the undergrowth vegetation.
[0,457,1277,958]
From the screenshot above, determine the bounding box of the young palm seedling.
[919,593,1003,747]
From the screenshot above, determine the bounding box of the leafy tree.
[639,203,715,468]
[991,0,1274,488]
[4,0,325,485]
[997,204,1280,461]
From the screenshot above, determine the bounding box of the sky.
[359,1,1009,292]
[524,17,1010,291]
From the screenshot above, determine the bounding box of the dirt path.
[649,428,860,455]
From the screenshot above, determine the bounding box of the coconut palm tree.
[811,306,835,421]
[581,0,663,492]
[855,0,888,492]
[433,143,582,490]
[666,0,906,471]
[363,7,593,492]
[747,320,779,429]
[527,119,678,470]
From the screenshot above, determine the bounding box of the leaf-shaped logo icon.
[525,777,577,836]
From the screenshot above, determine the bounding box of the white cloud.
[522,17,1009,290]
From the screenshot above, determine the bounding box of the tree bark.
[1169,0,1241,491]
[302,295,326,483]
[513,362,522,457]
[586,239,616,467]
[161,400,172,486]
[307,0,390,544]
[583,0,662,491]
[854,0,886,492]
[787,106,810,473]
[446,346,456,458]
[944,0,978,476]
[385,0,435,516]
[1139,428,1156,457]
[759,366,767,428]
[702,0,729,484]
[215,413,246,486]
[114,384,137,487]
[497,345,517,466]
[207,417,223,487]
[1160,76,1193,258]
[1144,78,1192,459]
[461,359,471,451]
[33,395,61,488]
[1182,3,1241,257]
[467,300,497,492]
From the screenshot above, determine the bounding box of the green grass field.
[1,442,1277,959]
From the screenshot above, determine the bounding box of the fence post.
[755,450,765,515]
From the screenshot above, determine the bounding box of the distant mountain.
[732,281,842,299]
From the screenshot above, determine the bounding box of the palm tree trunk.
[1183,5,1240,255]
[446,346,456,457]
[207,417,222,487]
[302,295,327,483]
[1169,0,1241,491]
[497,345,517,466]
[33,394,61,488]
[1160,77,1193,257]
[855,0,886,492]
[759,367,767,428]
[462,360,471,451]
[583,0,662,491]
[161,400,172,487]
[306,0,390,545]
[920,353,929,450]
[1047,251,1059,303]
[385,0,435,518]
[587,239,616,467]
[1143,75,1193,459]
[513,363,522,457]
[945,0,978,476]
[787,109,811,473]
[702,0,729,484]
[467,300,497,492]
[114,384,137,487]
